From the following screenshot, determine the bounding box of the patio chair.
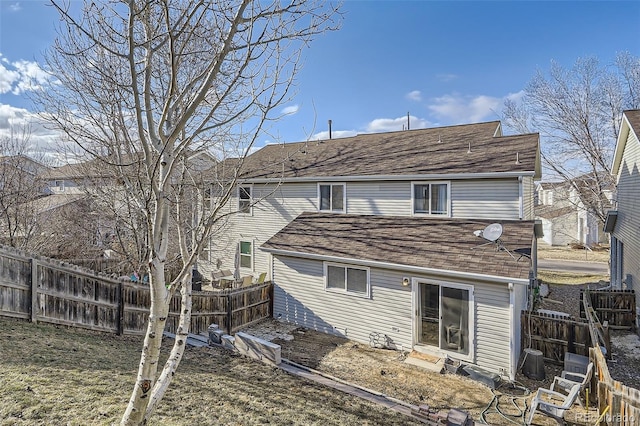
[211,271,224,287]
[256,272,267,284]
[242,275,253,286]
[527,383,581,425]
[221,269,232,277]
[551,362,594,407]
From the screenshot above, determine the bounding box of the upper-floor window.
[203,187,214,214]
[318,183,345,213]
[412,182,450,216]
[54,180,65,191]
[238,185,252,214]
[325,262,369,297]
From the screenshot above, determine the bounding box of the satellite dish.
[482,223,503,242]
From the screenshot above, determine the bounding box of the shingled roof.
[239,121,540,181]
[624,109,640,133]
[262,212,535,281]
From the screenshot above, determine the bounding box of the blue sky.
[1,1,639,159]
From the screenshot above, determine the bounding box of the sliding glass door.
[418,282,471,356]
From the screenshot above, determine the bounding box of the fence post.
[226,292,232,335]
[268,282,274,318]
[30,257,38,324]
[604,321,611,359]
[117,281,124,335]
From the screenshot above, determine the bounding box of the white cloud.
[0,54,54,95]
[310,129,358,141]
[505,90,525,103]
[366,115,433,133]
[0,103,69,165]
[436,73,458,82]
[9,2,21,12]
[428,93,508,124]
[281,104,299,115]
[0,61,20,94]
[405,90,422,102]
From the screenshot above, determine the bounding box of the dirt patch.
[240,282,640,425]
[240,321,534,425]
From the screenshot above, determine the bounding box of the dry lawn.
[0,316,420,425]
[537,242,609,263]
[537,270,609,285]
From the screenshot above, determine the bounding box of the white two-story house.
[535,177,613,247]
[201,120,542,380]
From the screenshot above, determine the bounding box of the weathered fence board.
[0,245,272,337]
[580,289,636,330]
[521,310,594,364]
[591,346,640,426]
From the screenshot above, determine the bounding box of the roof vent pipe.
[515,152,521,164]
[407,112,410,130]
[328,119,332,140]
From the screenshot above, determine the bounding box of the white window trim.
[317,182,346,213]
[238,184,253,215]
[411,181,451,217]
[239,240,254,271]
[323,261,370,298]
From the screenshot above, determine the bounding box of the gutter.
[241,171,536,184]
[260,247,530,286]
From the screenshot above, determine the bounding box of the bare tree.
[0,125,50,248]
[33,1,341,424]
[502,53,640,224]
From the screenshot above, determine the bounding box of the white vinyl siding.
[201,177,530,280]
[201,182,317,279]
[522,176,534,220]
[272,255,518,377]
[273,256,413,349]
[473,283,512,375]
[451,179,520,220]
[612,128,640,319]
[346,181,410,215]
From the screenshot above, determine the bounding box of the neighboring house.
[607,109,640,329]
[535,178,613,246]
[200,120,542,380]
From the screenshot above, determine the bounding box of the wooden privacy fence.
[521,310,606,364]
[590,345,640,425]
[580,289,636,330]
[0,245,272,336]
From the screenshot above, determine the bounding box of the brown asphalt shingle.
[262,212,535,280]
[624,109,640,135]
[240,121,540,180]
